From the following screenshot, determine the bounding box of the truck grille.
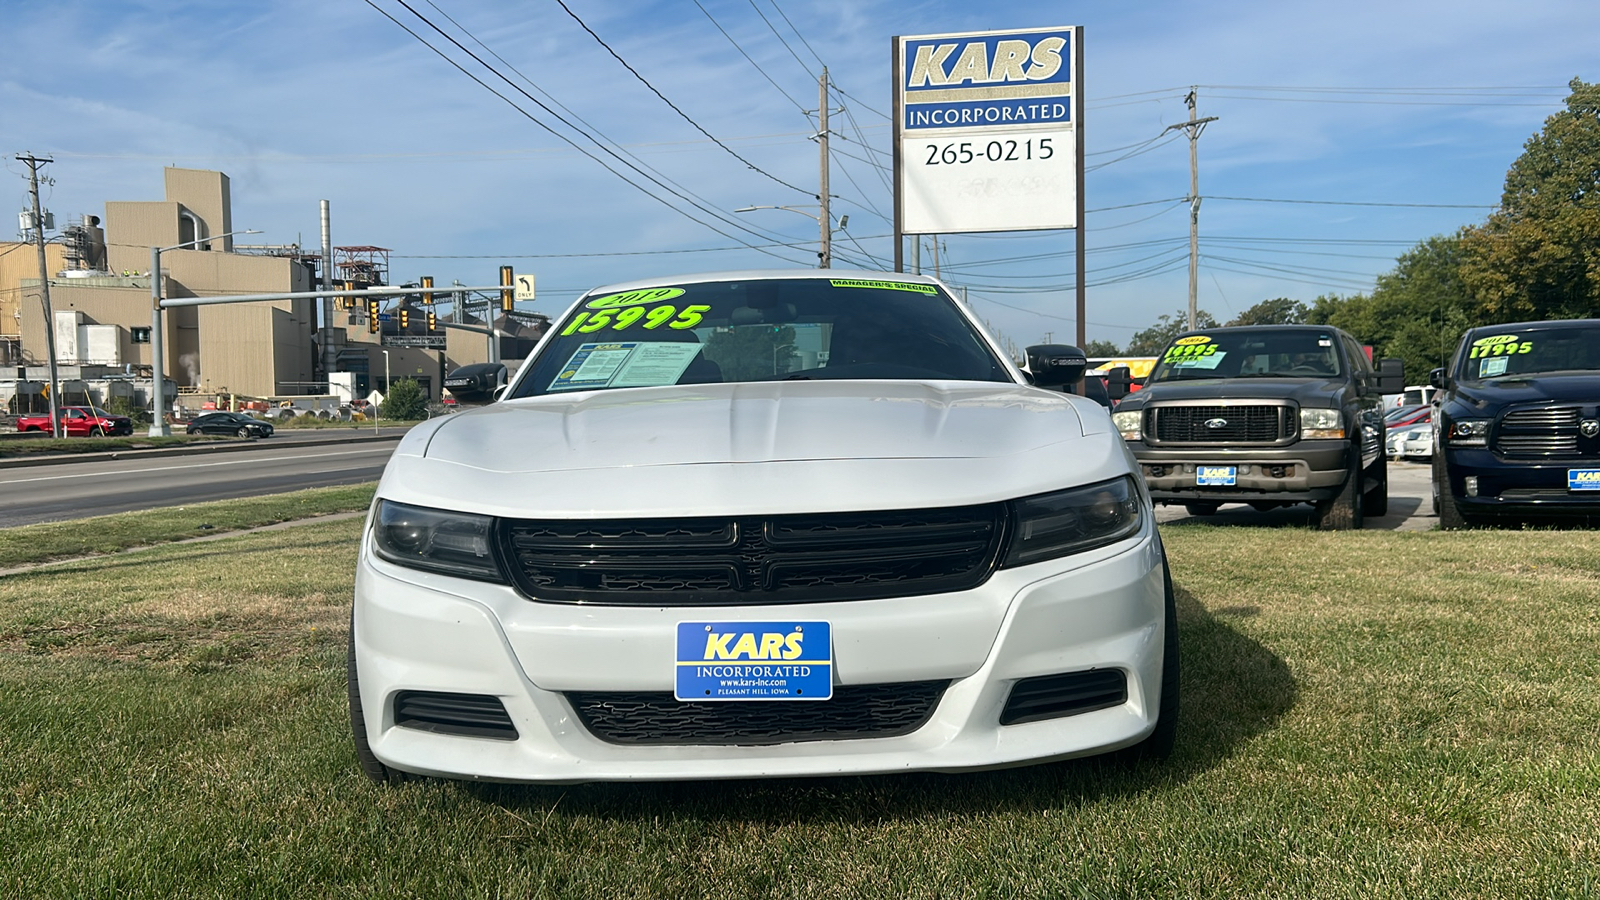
[1149,404,1292,444]
[566,681,948,745]
[502,505,1006,605]
[1495,406,1589,458]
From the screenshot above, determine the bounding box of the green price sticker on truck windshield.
[560,303,711,336]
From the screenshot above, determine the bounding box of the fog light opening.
[1464,476,1479,497]
[1268,465,1287,478]
[1147,465,1167,477]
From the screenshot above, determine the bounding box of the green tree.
[1082,338,1122,356]
[1125,309,1218,355]
[379,378,429,420]
[1226,297,1308,326]
[1460,78,1600,321]
[703,326,796,382]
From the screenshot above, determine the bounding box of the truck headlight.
[1299,407,1344,440]
[1446,418,1489,447]
[1111,410,1142,441]
[1002,476,1143,568]
[371,500,503,581]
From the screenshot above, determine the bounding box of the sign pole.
[1074,26,1086,348]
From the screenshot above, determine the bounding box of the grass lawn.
[0,518,1596,898]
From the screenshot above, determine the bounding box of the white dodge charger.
[349,270,1177,783]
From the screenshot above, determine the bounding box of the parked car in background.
[15,406,133,437]
[1386,422,1433,460]
[1110,325,1403,529]
[350,270,1176,784]
[1384,405,1431,430]
[186,411,274,438]
[1432,318,1600,528]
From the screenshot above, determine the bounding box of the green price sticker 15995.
[560,304,711,336]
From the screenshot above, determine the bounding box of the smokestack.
[320,201,335,382]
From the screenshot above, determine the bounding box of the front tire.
[1364,453,1389,518]
[1314,447,1364,530]
[236,426,251,438]
[1184,501,1221,517]
[348,621,411,785]
[1433,452,1472,530]
[1118,556,1180,763]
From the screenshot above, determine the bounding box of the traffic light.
[367,298,380,333]
[421,275,433,305]
[343,280,355,310]
[399,308,410,330]
[500,265,514,312]
[426,310,437,332]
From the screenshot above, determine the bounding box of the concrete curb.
[0,431,404,470]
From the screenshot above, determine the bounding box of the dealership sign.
[894,27,1081,235]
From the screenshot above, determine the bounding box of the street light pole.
[734,206,847,269]
[381,349,391,418]
[148,229,262,436]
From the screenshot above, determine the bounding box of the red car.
[15,406,134,437]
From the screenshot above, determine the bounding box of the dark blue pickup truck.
[1431,319,1600,528]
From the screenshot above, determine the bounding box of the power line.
[552,0,814,198]
[745,0,816,80]
[1208,195,1495,209]
[366,0,814,265]
[692,0,807,113]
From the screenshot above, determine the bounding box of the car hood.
[1449,373,1600,409]
[1118,376,1344,409]
[380,381,1132,518]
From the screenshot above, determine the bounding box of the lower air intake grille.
[566,681,948,746]
[999,669,1128,726]
[394,691,518,740]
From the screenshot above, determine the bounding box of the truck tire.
[1184,501,1221,516]
[1314,449,1364,530]
[1433,453,1472,530]
[1364,453,1389,518]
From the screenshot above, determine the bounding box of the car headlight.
[1446,418,1489,447]
[371,500,503,581]
[1299,407,1344,440]
[1002,476,1144,568]
[1111,410,1142,441]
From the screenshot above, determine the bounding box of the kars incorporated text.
[695,664,815,678]
[906,100,1070,131]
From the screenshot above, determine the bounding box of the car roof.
[1464,318,1599,337]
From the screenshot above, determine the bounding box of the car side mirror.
[1104,366,1133,400]
[1428,366,1446,390]
[1025,344,1088,387]
[1376,358,1405,394]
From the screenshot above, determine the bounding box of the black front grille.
[1495,405,1590,458]
[999,669,1127,726]
[393,691,518,740]
[566,681,949,745]
[1150,405,1290,444]
[502,505,1007,605]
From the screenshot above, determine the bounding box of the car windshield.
[1146,329,1344,383]
[509,277,1010,398]
[1455,323,1600,381]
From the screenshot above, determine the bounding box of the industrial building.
[2,167,547,416]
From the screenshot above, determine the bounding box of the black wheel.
[1364,453,1389,518]
[236,426,251,438]
[1118,556,1180,763]
[1184,501,1221,516]
[348,620,411,785]
[1314,447,1364,530]
[1433,452,1472,530]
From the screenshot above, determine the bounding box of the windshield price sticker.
[559,304,711,337]
[547,342,703,392]
[1196,465,1237,486]
[1479,357,1510,378]
[1468,335,1533,359]
[1164,343,1217,361]
[1569,469,1600,491]
[675,621,833,701]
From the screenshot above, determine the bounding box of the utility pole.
[818,67,831,269]
[1162,89,1218,331]
[320,201,336,385]
[17,153,61,439]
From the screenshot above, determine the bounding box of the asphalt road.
[0,436,401,527]
[1152,458,1436,531]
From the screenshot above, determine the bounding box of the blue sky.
[3,0,1593,351]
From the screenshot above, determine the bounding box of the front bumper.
[1443,448,1600,519]
[1127,439,1349,502]
[352,522,1168,783]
